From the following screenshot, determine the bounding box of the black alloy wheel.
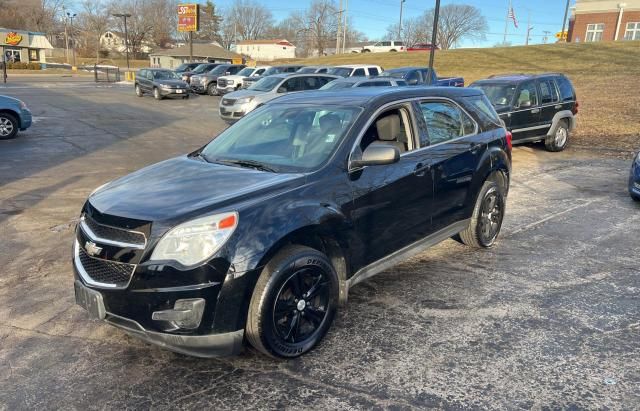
[478,187,504,245]
[246,245,339,358]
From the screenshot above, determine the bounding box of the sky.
[212,0,573,48]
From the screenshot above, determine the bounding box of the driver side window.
[516,81,538,107]
[358,106,416,154]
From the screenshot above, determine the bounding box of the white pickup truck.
[361,41,406,53]
[216,66,271,95]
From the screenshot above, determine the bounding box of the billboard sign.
[177,4,199,32]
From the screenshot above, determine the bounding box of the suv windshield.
[237,67,255,76]
[210,65,230,75]
[327,67,353,77]
[201,105,361,172]
[193,64,214,73]
[472,83,517,106]
[262,67,283,76]
[249,76,283,92]
[154,71,180,80]
[319,81,353,90]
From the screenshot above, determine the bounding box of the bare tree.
[217,13,236,50]
[436,4,487,49]
[0,0,65,35]
[226,0,273,41]
[108,0,156,57]
[78,0,111,62]
[292,0,338,56]
[386,15,431,47]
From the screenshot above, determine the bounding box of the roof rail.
[488,73,528,78]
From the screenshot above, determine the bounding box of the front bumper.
[219,102,254,122]
[20,109,32,130]
[216,86,236,95]
[159,87,190,97]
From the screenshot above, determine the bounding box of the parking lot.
[1,76,639,409]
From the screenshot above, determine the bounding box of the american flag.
[508,6,519,29]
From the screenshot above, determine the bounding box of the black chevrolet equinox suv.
[73,87,512,358]
[471,73,578,151]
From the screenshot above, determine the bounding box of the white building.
[100,31,152,54]
[235,39,296,61]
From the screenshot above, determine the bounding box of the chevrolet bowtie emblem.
[84,241,103,256]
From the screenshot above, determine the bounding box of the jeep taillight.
[506,130,512,152]
[572,101,579,115]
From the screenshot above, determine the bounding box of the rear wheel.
[0,112,19,140]
[246,245,339,358]
[459,179,506,248]
[545,119,569,152]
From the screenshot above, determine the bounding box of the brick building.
[568,0,640,42]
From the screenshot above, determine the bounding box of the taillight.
[572,101,579,115]
[506,130,512,151]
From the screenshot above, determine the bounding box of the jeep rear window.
[201,105,362,173]
[471,83,517,106]
[555,76,575,102]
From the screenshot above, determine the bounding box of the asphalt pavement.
[1,76,639,409]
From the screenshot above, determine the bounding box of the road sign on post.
[178,4,199,62]
[555,31,568,41]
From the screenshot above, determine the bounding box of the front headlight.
[150,212,238,266]
[236,96,255,105]
[227,80,234,85]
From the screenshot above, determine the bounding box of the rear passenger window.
[353,68,366,76]
[539,80,559,104]
[555,76,575,102]
[369,67,379,76]
[420,101,476,145]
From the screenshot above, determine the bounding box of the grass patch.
[285,41,640,153]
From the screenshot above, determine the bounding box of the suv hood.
[89,156,304,222]
[226,89,267,99]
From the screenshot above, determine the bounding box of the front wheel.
[246,245,339,358]
[0,112,19,140]
[135,84,143,97]
[545,120,569,152]
[459,179,506,248]
[207,83,218,96]
[153,87,163,100]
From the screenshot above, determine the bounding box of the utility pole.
[427,0,440,84]
[113,13,132,70]
[399,0,406,40]
[543,30,551,43]
[64,12,70,64]
[67,12,77,67]
[336,0,343,54]
[525,14,533,46]
[342,0,348,53]
[560,0,571,42]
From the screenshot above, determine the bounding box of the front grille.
[78,245,135,287]
[83,214,145,246]
[218,79,227,88]
[222,98,235,106]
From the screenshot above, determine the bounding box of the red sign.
[177,4,199,32]
[5,32,23,46]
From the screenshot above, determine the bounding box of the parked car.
[241,65,304,89]
[407,43,439,52]
[470,73,578,151]
[191,64,246,95]
[174,62,201,74]
[180,63,221,84]
[379,67,464,87]
[220,73,338,122]
[72,86,511,359]
[216,66,271,95]
[297,66,333,74]
[319,77,406,90]
[327,64,383,78]
[0,95,32,140]
[135,69,190,100]
[361,40,405,53]
[629,151,640,201]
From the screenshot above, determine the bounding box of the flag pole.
[503,0,510,44]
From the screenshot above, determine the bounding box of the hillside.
[286,42,640,153]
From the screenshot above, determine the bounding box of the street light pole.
[427,0,440,84]
[560,0,571,42]
[399,0,406,40]
[113,13,132,71]
[67,12,77,67]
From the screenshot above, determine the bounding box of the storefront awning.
[28,34,53,49]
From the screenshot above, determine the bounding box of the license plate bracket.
[176,89,183,94]
[74,281,106,319]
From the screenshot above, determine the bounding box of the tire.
[631,193,640,202]
[207,83,219,96]
[459,179,506,248]
[246,245,339,358]
[153,87,163,100]
[182,94,189,100]
[0,112,19,140]
[545,119,569,152]
[135,84,143,97]
[362,49,371,53]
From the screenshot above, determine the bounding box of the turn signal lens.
[506,130,513,151]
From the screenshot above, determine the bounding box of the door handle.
[414,163,430,177]
[531,108,540,114]
[554,104,562,109]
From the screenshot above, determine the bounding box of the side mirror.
[518,100,532,108]
[350,144,400,169]
[407,78,419,86]
[225,71,230,75]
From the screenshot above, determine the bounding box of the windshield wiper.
[215,158,277,172]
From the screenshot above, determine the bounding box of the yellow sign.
[555,31,568,40]
[177,4,199,32]
[5,32,23,46]
[232,58,243,65]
